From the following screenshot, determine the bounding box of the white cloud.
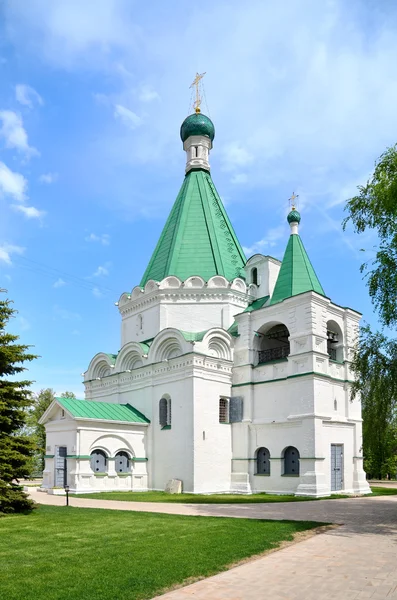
[53,305,81,321]
[53,278,66,288]
[0,110,38,157]
[3,0,137,69]
[85,233,110,245]
[114,104,142,130]
[222,143,253,172]
[139,85,160,103]
[39,172,58,184]
[92,262,111,277]
[0,161,27,201]
[15,84,43,109]
[243,226,286,257]
[92,287,103,298]
[4,0,397,224]
[12,204,46,219]
[0,243,24,265]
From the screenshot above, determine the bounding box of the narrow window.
[251,267,258,285]
[159,397,171,428]
[256,447,271,475]
[115,451,130,473]
[61,409,65,418]
[219,397,229,423]
[284,446,300,476]
[90,450,107,473]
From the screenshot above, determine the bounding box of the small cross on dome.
[289,192,299,210]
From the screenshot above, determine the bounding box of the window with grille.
[256,447,270,475]
[219,397,229,423]
[283,446,300,475]
[90,450,108,473]
[159,397,171,428]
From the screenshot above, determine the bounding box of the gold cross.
[289,192,299,209]
[190,72,206,113]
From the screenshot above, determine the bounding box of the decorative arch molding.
[245,253,264,266]
[115,342,146,372]
[86,352,116,381]
[90,434,135,457]
[144,279,160,294]
[131,286,144,299]
[247,283,258,298]
[113,446,135,459]
[202,329,233,361]
[230,278,247,293]
[89,444,111,457]
[207,275,229,288]
[158,276,182,289]
[149,328,190,363]
[183,276,205,289]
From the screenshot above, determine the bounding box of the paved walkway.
[29,490,397,600]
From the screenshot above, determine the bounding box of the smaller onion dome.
[180,112,215,143]
[287,209,301,224]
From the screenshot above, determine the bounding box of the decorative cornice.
[119,286,251,317]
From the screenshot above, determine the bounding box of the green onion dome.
[180,112,215,143]
[287,209,301,224]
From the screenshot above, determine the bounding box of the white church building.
[40,103,370,497]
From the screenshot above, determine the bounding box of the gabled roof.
[55,397,150,424]
[140,169,247,286]
[270,234,325,305]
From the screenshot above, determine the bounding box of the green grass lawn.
[73,486,397,504]
[0,505,322,600]
[369,486,397,496]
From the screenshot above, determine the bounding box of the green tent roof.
[56,397,150,423]
[270,234,325,305]
[140,169,247,286]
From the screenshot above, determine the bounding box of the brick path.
[29,490,397,599]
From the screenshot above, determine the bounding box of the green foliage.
[343,144,397,328]
[350,325,397,479]
[344,145,397,480]
[0,296,37,513]
[29,389,76,472]
[0,505,322,600]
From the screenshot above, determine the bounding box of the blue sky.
[1,0,397,396]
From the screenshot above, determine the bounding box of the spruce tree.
[0,294,37,513]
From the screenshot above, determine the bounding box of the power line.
[11,256,116,294]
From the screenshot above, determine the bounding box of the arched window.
[90,450,107,473]
[258,324,290,364]
[159,397,171,428]
[327,320,344,362]
[283,446,300,476]
[251,268,258,285]
[115,451,131,473]
[256,447,270,475]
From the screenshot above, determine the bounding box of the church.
[40,82,370,497]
